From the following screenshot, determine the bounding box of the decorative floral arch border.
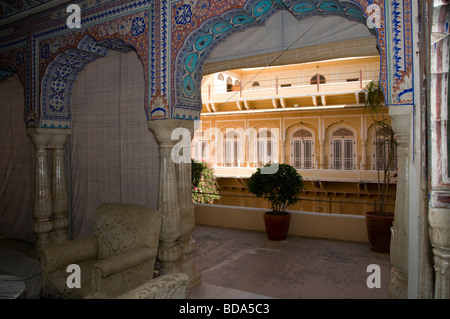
[0,0,414,128]
[169,0,414,120]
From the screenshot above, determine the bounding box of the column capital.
[148,119,197,146]
[388,105,412,137]
[26,128,72,147]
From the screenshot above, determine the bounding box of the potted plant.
[363,81,397,253]
[247,163,305,240]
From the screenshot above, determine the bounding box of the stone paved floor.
[188,225,391,299]
[0,224,391,299]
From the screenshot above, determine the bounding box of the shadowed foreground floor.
[0,224,391,299]
[188,225,391,299]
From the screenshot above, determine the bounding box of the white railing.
[212,166,397,184]
[202,69,379,104]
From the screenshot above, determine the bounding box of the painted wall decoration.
[170,0,414,120]
[0,0,54,20]
[34,1,152,128]
[0,0,415,128]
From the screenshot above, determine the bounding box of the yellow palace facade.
[192,55,396,215]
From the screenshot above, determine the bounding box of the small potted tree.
[247,163,305,240]
[363,81,397,253]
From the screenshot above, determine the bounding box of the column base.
[389,266,408,299]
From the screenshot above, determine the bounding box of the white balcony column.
[148,119,182,275]
[27,129,53,252]
[175,120,201,287]
[319,140,325,169]
[388,106,411,299]
[362,139,367,170]
[48,130,71,244]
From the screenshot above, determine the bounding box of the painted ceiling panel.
[0,0,54,20]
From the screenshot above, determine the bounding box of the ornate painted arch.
[32,3,152,129]
[40,35,144,128]
[169,0,414,120]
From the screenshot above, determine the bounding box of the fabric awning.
[203,11,378,75]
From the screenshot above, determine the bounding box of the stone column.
[428,1,450,298]
[362,139,367,170]
[27,129,53,252]
[319,140,325,169]
[48,130,71,244]
[388,106,411,299]
[175,120,201,287]
[429,208,450,298]
[148,119,182,275]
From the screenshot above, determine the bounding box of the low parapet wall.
[194,203,368,243]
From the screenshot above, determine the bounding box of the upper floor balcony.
[201,68,379,113]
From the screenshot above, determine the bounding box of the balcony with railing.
[201,69,379,112]
[212,165,396,184]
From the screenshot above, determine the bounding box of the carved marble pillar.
[48,131,71,244]
[27,129,53,252]
[388,106,411,299]
[428,1,450,299]
[148,119,182,275]
[429,208,450,298]
[175,120,201,287]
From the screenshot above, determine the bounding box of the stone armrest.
[40,236,98,274]
[92,246,154,278]
[85,273,190,299]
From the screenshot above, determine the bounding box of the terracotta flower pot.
[365,211,394,253]
[263,212,291,241]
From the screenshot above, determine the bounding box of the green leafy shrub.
[191,159,220,204]
[247,163,305,214]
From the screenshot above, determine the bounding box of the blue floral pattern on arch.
[175,4,192,25]
[41,44,50,59]
[131,17,146,36]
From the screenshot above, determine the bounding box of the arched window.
[291,128,314,169]
[251,81,260,90]
[226,77,233,92]
[372,128,397,171]
[331,127,355,170]
[193,130,208,162]
[217,73,224,81]
[310,74,326,85]
[257,129,277,166]
[224,130,240,167]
